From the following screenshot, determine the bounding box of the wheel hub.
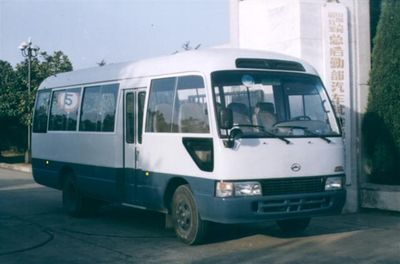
[177,202,191,230]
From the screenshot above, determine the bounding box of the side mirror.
[219,108,233,130]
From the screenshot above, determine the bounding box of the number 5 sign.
[57,92,79,112]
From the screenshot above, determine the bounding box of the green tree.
[370,0,382,50]
[363,0,400,184]
[40,51,73,77]
[15,50,73,126]
[0,60,18,118]
[0,60,19,154]
[0,50,73,156]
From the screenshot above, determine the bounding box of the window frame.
[137,90,146,143]
[78,83,120,133]
[144,73,210,135]
[48,87,82,132]
[211,70,342,139]
[145,77,177,133]
[125,91,135,143]
[33,89,51,133]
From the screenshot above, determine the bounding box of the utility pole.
[19,38,40,163]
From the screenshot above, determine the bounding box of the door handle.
[135,149,140,163]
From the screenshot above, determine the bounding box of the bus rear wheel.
[62,176,99,217]
[172,185,207,245]
[276,217,311,234]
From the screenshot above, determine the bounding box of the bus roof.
[38,48,319,89]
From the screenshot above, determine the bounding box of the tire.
[276,218,311,234]
[62,175,100,217]
[172,185,208,245]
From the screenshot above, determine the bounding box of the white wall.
[236,0,338,77]
[239,0,302,57]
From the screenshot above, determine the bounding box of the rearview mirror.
[219,108,233,130]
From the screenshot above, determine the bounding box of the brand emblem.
[291,163,301,172]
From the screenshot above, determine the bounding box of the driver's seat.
[227,102,251,125]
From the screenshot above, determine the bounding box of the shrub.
[363,0,400,184]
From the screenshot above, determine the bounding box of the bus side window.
[101,84,119,131]
[49,88,81,131]
[138,91,146,143]
[145,78,176,133]
[145,76,208,134]
[126,92,134,143]
[175,76,209,133]
[79,84,119,132]
[80,86,101,131]
[33,91,51,133]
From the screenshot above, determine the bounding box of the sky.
[0,0,230,70]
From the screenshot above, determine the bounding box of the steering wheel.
[291,115,311,121]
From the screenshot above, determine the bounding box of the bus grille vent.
[260,177,325,196]
[256,196,331,214]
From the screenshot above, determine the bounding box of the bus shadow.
[205,215,373,244]
[206,222,310,243]
[62,205,176,239]
[83,206,369,244]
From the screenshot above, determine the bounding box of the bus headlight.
[325,176,344,191]
[216,181,234,197]
[216,181,262,197]
[234,182,262,196]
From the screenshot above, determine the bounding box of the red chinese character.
[330,34,343,45]
[331,70,344,81]
[330,58,344,68]
[330,46,344,57]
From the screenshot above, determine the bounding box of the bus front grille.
[260,177,325,196]
[255,196,331,214]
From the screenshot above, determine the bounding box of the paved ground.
[0,167,400,264]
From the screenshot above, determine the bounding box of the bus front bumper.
[197,190,346,224]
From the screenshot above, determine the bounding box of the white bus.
[32,49,346,244]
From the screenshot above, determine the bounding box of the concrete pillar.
[230,0,372,213]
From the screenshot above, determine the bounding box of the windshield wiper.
[232,124,292,144]
[276,125,332,144]
[261,129,292,144]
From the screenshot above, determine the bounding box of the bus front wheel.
[172,185,208,245]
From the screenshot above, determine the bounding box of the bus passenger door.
[123,89,146,204]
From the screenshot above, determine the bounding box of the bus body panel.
[32,158,124,202]
[196,189,346,223]
[32,48,346,227]
[139,134,213,179]
[213,137,344,180]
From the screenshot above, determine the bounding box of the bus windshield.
[212,70,340,138]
